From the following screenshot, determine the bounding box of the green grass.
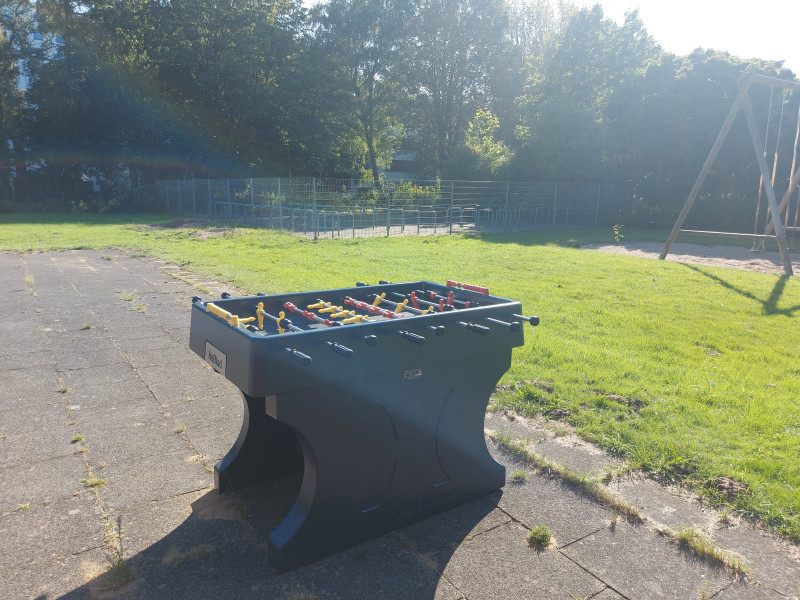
[2,213,799,541]
[527,524,552,548]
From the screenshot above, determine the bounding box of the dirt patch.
[144,218,216,229]
[583,241,800,275]
[135,218,246,239]
[189,227,247,239]
[704,476,750,501]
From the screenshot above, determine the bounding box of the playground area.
[586,241,800,276]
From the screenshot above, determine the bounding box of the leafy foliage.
[1,0,798,223]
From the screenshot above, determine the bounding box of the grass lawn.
[2,213,799,541]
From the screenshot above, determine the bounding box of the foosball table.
[188,279,537,570]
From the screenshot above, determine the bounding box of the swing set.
[660,72,800,276]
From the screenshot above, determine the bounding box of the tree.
[445,108,510,179]
[318,0,411,187]
[0,0,36,204]
[404,0,509,175]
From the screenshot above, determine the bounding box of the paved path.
[1,250,798,600]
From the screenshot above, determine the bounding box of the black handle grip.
[428,325,447,337]
[398,330,426,345]
[363,335,379,347]
[285,347,312,366]
[458,321,491,335]
[221,292,231,299]
[512,314,540,326]
[327,341,354,359]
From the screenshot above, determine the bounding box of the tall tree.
[404,0,509,175]
[0,0,36,203]
[319,0,411,187]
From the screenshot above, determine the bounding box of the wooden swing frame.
[660,72,800,276]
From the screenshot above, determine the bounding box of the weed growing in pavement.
[663,525,749,576]
[95,515,135,590]
[82,475,106,488]
[510,470,528,483]
[527,524,552,548]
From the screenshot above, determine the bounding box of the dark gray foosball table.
[188,280,537,570]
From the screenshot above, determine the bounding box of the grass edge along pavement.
[490,431,752,577]
[1,213,799,544]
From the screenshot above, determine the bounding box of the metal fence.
[157,177,630,238]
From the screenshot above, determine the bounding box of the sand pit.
[583,241,800,276]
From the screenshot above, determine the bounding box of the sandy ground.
[584,241,800,276]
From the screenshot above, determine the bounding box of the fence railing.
[157,177,630,238]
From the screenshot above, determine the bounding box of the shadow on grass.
[1,212,171,226]
[459,227,671,249]
[682,264,800,316]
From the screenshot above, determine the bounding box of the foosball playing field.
[189,279,538,569]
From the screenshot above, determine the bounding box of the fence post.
[226,178,231,221]
[386,188,391,237]
[313,177,318,240]
[207,178,212,217]
[595,184,601,227]
[552,183,558,226]
[449,180,455,234]
[191,178,196,216]
[177,180,182,214]
[504,181,510,232]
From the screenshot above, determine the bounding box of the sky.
[567,0,800,74]
[303,1,800,75]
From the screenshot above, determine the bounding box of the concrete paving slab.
[182,421,243,465]
[0,328,50,356]
[95,451,210,512]
[106,488,222,558]
[70,396,166,430]
[397,492,510,567]
[164,392,243,432]
[713,524,800,596]
[0,347,54,369]
[285,532,464,600]
[114,334,189,354]
[0,400,69,437]
[560,521,739,599]
[52,348,128,372]
[0,423,77,469]
[614,475,718,530]
[60,362,143,392]
[0,453,87,512]
[80,416,191,467]
[0,492,104,571]
[4,366,62,398]
[441,521,606,600]
[135,362,238,405]
[712,581,786,599]
[1,547,107,600]
[493,453,614,547]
